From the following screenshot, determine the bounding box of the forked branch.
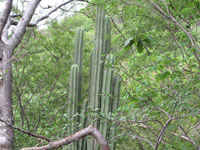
[8,0,41,49]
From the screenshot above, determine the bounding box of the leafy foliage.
[12,1,200,150]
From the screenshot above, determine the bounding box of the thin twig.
[0,118,51,142]
[154,118,172,150]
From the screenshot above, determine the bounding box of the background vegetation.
[12,0,200,149]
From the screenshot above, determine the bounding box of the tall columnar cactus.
[88,5,106,150]
[66,5,121,150]
[79,98,88,150]
[74,28,84,150]
[89,5,105,113]
[103,16,111,56]
[67,64,79,150]
[74,27,84,108]
[110,74,121,150]
[99,16,112,101]
[100,54,115,141]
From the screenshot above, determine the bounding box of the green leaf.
[137,40,144,53]
[156,71,171,80]
[144,38,151,46]
[190,47,196,52]
[124,37,134,48]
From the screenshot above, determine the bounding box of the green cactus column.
[79,98,88,150]
[73,28,84,150]
[88,5,105,150]
[110,74,121,150]
[67,64,79,150]
[100,54,115,141]
[111,74,121,113]
[74,27,84,107]
[103,16,111,56]
[89,5,105,112]
[99,16,112,103]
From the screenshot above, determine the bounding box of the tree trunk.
[0,42,14,150]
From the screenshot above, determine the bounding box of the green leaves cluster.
[96,0,200,149]
[124,36,151,53]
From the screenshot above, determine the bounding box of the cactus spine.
[67,64,79,150]
[100,54,115,141]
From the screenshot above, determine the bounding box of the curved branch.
[0,0,13,38]
[10,0,79,27]
[32,0,74,25]
[20,126,110,150]
[8,0,41,50]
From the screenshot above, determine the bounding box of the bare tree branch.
[149,0,200,52]
[110,17,126,40]
[155,107,170,118]
[32,0,74,25]
[163,0,200,52]
[8,0,42,50]
[0,0,13,39]
[10,0,80,27]
[135,119,200,149]
[171,132,200,149]
[130,134,155,149]
[2,18,11,41]
[20,126,110,150]
[0,118,51,142]
[154,118,172,150]
[10,19,37,27]
[7,0,87,50]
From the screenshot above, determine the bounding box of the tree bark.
[0,1,42,148]
[0,42,14,150]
